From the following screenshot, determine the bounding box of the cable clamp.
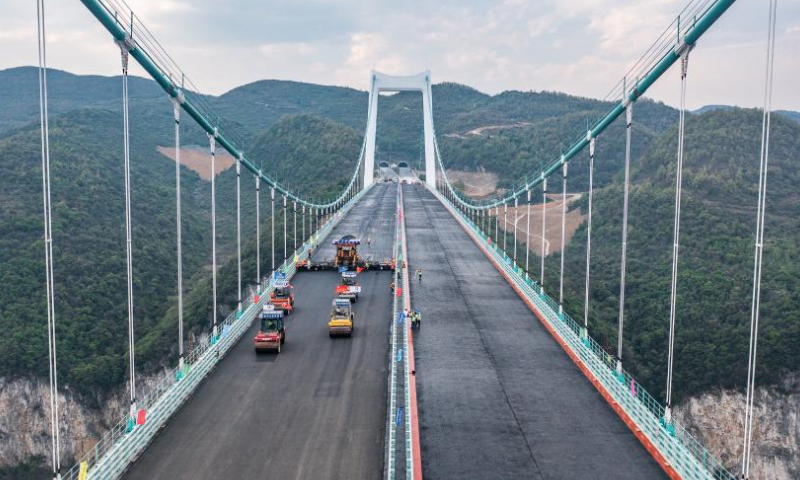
[115,35,135,53]
[675,39,693,58]
[589,137,596,157]
[175,89,186,105]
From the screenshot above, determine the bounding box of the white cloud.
[0,27,34,41]
[260,42,318,57]
[0,0,797,111]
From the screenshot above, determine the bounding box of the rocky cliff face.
[3,372,798,478]
[676,374,800,480]
[0,373,166,471]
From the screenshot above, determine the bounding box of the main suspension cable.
[742,0,778,477]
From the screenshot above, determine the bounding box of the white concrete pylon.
[364,70,436,188]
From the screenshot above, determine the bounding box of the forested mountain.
[0,105,360,394]
[532,108,800,402]
[0,67,678,190]
[1,66,795,405]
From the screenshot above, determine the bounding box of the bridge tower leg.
[364,74,378,189]
[422,75,436,188]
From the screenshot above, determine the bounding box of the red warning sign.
[136,409,147,425]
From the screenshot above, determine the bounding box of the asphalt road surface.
[313,183,396,264]
[403,185,667,480]
[123,185,397,480]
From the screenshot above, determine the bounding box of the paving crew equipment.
[336,271,361,302]
[296,234,394,271]
[328,298,354,337]
[269,280,294,314]
[254,306,285,353]
[334,235,359,268]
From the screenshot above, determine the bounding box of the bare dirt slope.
[446,170,499,198]
[491,193,584,255]
[157,146,235,180]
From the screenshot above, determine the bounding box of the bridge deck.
[123,184,396,480]
[403,185,667,480]
[312,182,396,263]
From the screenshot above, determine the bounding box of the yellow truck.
[328,299,354,337]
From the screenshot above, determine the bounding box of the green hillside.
[0,67,678,192]
[2,67,794,405]
[528,108,800,402]
[0,109,209,391]
[0,107,360,394]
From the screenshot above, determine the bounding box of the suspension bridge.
[29,0,782,478]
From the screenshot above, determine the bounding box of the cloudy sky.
[1,0,798,110]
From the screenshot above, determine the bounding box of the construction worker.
[416,268,423,283]
[415,310,422,329]
[390,281,395,294]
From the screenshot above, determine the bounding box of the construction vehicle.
[328,299,354,337]
[336,271,361,302]
[254,306,285,353]
[334,235,359,268]
[269,280,294,314]
[296,234,394,271]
